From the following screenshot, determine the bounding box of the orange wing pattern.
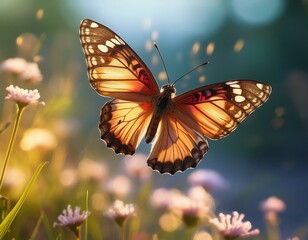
[100,99,153,155]
[174,80,272,140]
[147,113,208,174]
[79,19,159,102]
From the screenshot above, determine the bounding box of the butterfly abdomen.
[145,112,162,144]
[145,88,174,143]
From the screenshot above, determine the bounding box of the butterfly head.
[161,84,176,97]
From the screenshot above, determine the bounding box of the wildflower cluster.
[209,211,260,239]
[1,57,42,83]
[5,85,44,108]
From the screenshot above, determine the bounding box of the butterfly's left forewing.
[173,80,272,140]
[79,19,160,102]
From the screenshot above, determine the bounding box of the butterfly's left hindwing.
[174,80,272,140]
[79,19,159,102]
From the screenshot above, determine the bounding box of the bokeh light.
[231,0,286,25]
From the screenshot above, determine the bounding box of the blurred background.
[0,0,308,239]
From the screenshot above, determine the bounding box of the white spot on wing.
[111,38,121,45]
[226,81,239,85]
[85,36,91,43]
[235,95,245,103]
[234,111,243,119]
[231,84,240,88]
[90,22,99,28]
[243,103,251,110]
[98,44,108,53]
[232,88,242,95]
[105,40,115,48]
[85,28,90,35]
[256,83,263,90]
[115,36,125,45]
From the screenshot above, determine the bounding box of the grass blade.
[0,161,48,239]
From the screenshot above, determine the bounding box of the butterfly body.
[145,84,176,143]
[80,19,272,175]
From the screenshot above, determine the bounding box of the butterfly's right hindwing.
[100,99,153,155]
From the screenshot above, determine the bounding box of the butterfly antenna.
[154,42,171,84]
[172,61,209,85]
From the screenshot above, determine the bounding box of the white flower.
[20,62,43,83]
[0,58,28,75]
[209,211,260,239]
[106,200,135,226]
[5,85,44,107]
[260,196,286,214]
[188,169,227,191]
[53,205,90,228]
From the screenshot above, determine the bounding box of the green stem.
[85,190,89,240]
[119,224,125,240]
[0,104,24,191]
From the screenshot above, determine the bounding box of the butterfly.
[79,19,272,175]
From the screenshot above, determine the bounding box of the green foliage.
[0,162,48,239]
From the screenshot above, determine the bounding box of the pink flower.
[149,188,182,210]
[260,196,286,214]
[5,85,44,107]
[20,62,43,83]
[0,58,28,75]
[187,186,215,210]
[188,169,227,191]
[78,158,108,182]
[209,211,260,239]
[173,194,207,227]
[105,175,132,198]
[106,200,135,226]
[150,187,213,227]
[53,205,90,237]
[54,205,90,228]
[1,58,43,83]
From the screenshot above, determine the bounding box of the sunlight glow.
[69,0,227,44]
[231,0,285,25]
